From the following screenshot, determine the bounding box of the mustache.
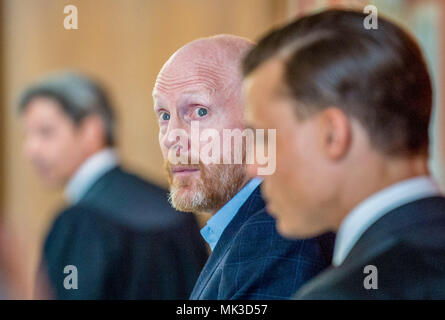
[164,161,204,186]
[164,161,201,173]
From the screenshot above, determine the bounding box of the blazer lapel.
[297,196,445,299]
[78,166,120,204]
[343,196,445,266]
[190,187,265,299]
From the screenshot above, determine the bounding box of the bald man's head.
[153,35,254,214]
[154,35,253,109]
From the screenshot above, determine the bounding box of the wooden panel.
[0,1,4,216]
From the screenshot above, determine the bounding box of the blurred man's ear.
[319,107,351,161]
[80,115,107,151]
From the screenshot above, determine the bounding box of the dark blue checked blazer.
[190,186,335,300]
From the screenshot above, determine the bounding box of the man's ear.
[319,107,351,160]
[79,115,106,150]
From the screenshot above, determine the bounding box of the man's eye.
[195,108,208,117]
[160,112,170,121]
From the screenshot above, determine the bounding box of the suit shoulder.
[387,227,445,276]
[303,238,445,299]
[86,168,198,231]
[108,168,171,202]
[398,213,445,249]
[46,205,123,241]
[49,205,99,231]
[43,205,122,263]
[230,207,328,267]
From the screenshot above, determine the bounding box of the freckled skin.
[153,36,250,145]
[153,35,254,214]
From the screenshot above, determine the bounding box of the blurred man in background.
[19,72,208,299]
[153,35,334,300]
[243,9,445,299]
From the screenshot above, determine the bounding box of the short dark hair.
[18,71,116,146]
[243,9,433,156]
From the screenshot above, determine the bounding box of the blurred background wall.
[0,0,443,297]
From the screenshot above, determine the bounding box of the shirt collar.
[200,177,263,251]
[333,175,441,266]
[65,148,118,204]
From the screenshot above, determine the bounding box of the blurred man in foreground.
[243,9,445,299]
[153,35,334,300]
[19,72,208,299]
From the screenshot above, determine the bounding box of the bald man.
[153,34,334,300]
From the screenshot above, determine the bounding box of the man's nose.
[162,117,191,153]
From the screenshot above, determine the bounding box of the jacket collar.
[342,196,445,267]
[190,186,265,299]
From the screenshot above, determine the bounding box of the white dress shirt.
[65,148,118,204]
[333,175,442,266]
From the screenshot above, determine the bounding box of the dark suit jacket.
[190,187,335,300]
[296,196,445,299]
[41,166,208,299]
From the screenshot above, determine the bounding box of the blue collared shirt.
[200,177,263,251]
[333,175,441,266]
